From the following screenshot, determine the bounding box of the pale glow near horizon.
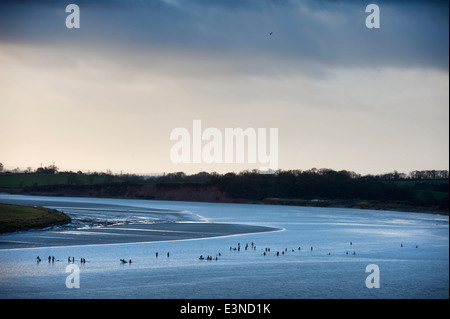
[0,43,448,175]
[0,0,448,175]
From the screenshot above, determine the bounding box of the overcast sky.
[0,0,448,175]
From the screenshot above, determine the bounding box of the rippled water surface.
[0,194,448,299]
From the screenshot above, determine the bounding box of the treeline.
[373,170,449,181]
[2,167,448,211]
[148,169,448,209]
[209,170,412,201]
[146,169,450,183]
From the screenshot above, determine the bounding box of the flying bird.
[269,32,273,35]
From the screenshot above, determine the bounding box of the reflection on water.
[0,194,205,231]
[0,194,448,299]
[50,207,203,231]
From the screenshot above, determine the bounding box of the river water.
[0,194,448,299]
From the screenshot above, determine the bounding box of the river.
[0,194,448,299]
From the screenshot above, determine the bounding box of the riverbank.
[1,170,448,215]
[0,203,71,233]
[12,189,449,215]
[260,197,449,215]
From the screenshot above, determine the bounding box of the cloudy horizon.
[0,0,448,175]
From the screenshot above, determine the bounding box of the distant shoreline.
[1,170,448,216]
[259,197,449,216]
[2,190,448,216]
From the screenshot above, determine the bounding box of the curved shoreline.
[0,195,284,250]
[0,222,282,250]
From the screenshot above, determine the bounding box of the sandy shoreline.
[0,222,281,250]
[0,194,280,250]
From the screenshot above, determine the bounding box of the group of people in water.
[155,252,170,258]
[229,242,257,252]
[199,255,219,261]
[35,256,86,263]
[36,241,420,265]
[229,241,360,257]
[68,256,86,263]
[120,251,171,263]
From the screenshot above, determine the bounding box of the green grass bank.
[0,203,71,233]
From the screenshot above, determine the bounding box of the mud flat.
[0,222,280,250]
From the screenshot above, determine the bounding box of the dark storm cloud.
[0,0,448,71]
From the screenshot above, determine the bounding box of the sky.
[0,0,448,175]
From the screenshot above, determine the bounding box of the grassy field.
[0,203,71,233]
[0,172,204,193]
[0,172,123,193]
